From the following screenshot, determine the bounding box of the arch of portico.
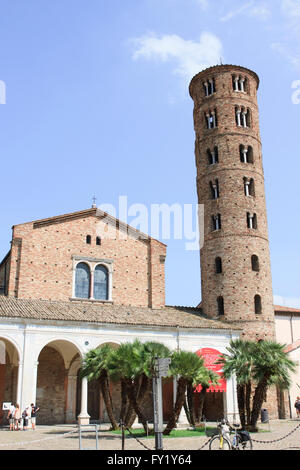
[0,337,20,425]
[36,339,83,424]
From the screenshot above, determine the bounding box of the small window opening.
[212,213,221,231]
[240,145,254,163]
[247,212,257,229]
[244,178,255,197]
[86,235,91,244]
[251,255,260,272]
[210,179,220,199]
[207,147,219,165]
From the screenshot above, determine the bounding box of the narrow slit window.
[254,295,262,315]
[217,296,225,316]
[215,257,223,274]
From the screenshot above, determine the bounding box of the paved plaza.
[0,419,299,451]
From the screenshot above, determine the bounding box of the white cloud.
[220,1,271,22]
[274,295,300,309]
[131,32,224,83]
[281,0,300,17]
[271,42,300,69]
[196,0,209,10]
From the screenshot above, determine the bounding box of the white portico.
[0,297,241,425]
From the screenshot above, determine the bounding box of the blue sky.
[0,0,299,308]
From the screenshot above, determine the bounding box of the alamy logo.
[0,80,6,104]
[292,80,300,104]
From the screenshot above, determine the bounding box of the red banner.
[194,348,226,393]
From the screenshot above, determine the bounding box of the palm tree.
[80,344,119,430]
[193,368,220,426]
[218,340,255,428]
[108,340,171,431]
[163,351,206,435]
[219,339,297,431]
[249,340,296,431]
[107,340,152,433]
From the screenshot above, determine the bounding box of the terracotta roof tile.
[0,296,241,331]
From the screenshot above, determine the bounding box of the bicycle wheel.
[209,435,231,450]
[236,435,253,450]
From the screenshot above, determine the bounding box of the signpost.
[152,357,171,450]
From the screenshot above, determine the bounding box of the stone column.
[16,361,23,406]
[78,377,90,425]
[66,375,77,423]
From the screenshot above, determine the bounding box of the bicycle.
[208,418,253,450]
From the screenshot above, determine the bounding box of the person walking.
[22,406,30,430]
[294,396,300,418]
[13,404,21,430]
[30,403,40,430]
[7,403,15,431]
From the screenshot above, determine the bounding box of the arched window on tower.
[86,235,91,244]
[205,109,218,129]
[93,265,108,300]
[210,179,220,199]
[235,107,251,128]
[217,296,225,316]
[96,236,101,246]
[232,75,248,93]
[240,145,254,163]
[254,295,262,315]
[244,178,255,197]
[251,255,260,272]
[203,78,216,96]
[207,147,219,165]
[215,257,223,274]
[75,262,91,299]
[247,212,257,229]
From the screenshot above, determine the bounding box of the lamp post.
[152,357,171,450]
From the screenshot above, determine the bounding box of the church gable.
[6,209,166,308]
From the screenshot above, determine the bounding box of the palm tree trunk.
[125,405,136,428]
[250,375,270,431]
[124,375,150,428]
[99,375,119,430]
[125,378,149,434]
[196,386,208,424]
[237,384,246,428]
[163,377,187,435]
[119,379,128,423]
[245,381,252,427]
[186,382,195,426]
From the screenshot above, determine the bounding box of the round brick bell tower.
[189,65,275,341]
